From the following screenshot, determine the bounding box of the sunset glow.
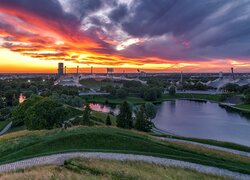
[0,0,250,73]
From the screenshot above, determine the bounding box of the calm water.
[153,100,250,146]
[87,101,250,146]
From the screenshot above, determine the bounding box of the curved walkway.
[0,121,12,136]
[153,136,250,158]
[0,152,249,180]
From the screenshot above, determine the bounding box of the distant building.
[19,93,26,104]
[58,63,64,77]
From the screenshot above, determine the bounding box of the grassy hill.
[0,158,229,180]
[0,127,250,174]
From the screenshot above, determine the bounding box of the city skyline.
[0,0,250,73]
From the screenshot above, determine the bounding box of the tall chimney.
[231,67,234,80]
[77,66,79,75]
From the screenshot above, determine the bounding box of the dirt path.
[0,152,249,180]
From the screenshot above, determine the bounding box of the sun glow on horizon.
[0,0,250,73]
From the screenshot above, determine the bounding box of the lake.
[88,100,250,146]
[153,100,250,146]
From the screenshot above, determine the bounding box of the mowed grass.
[235,104,250,112]
[0,158,230,180]
[91,111,117,126]
[0,127,250,174]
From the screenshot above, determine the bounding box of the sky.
[0,0,250,73]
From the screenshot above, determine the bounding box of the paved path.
[0,121,12,136]
[0,152,249,180]
[153,137,250,158]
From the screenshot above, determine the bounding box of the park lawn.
[91,111,117,126]
[0,119,11,132]
[0,127,250,174]
[85,93,223,105]
[0,158,229,180]
[235,104,250,112]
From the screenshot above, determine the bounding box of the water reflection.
[153,100,250,146]
[88,103,120,115]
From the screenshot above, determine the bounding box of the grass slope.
[152,133,250,153]
[0,158,229,180]
[0,127,250,174]
[235,104,250,112]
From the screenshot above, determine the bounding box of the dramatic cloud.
[0,0,250,72]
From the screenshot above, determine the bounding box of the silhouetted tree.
[117,101,132,129]
[145,103,157,119]
[135,105,153,132]
[106,115,112,126]
[82,104,92,125]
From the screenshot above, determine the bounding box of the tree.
[106,115,112,126]
[145,103,157,119]
[144,88,157,101]
[12,95,43,127]
[0,97,6,109]
[243,93,250,104]
[169,86,176,96]
[82,104,92,125]
[25,98,66,130]
[223,83,240,93]
[116,89,128,99]
[135,105,153,132]
[117,101,132,129]
[0,107,11,121]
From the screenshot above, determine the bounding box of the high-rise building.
[58,63,64,77]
